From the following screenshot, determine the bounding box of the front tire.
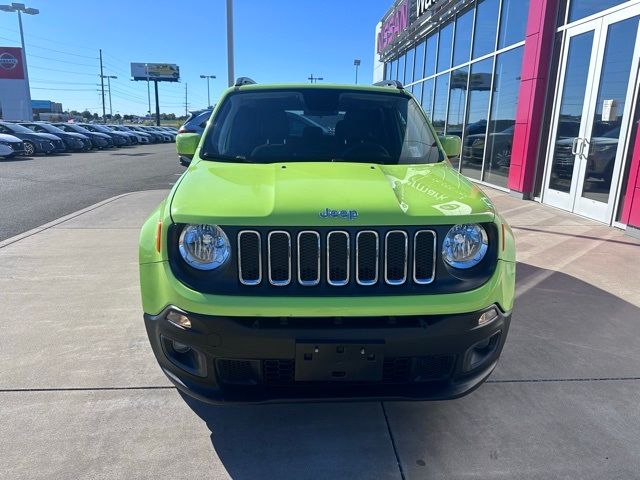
[23,141,36,156]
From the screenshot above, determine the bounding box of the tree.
[114,113,122,121]
[81,110,91,119]
[92,113,99,121]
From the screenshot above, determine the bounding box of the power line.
[29,65,97,77]
[0,25,97,55]
[31,87,96,91]
[27,53,96,68]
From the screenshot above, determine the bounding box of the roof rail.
[234,77,257,87]
[373,80,404,90]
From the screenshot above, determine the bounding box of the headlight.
[178,224,231,270]
[442,224,488,269]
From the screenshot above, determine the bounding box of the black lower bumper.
[144,306,511,404]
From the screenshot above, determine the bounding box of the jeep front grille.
[237,228,436,288]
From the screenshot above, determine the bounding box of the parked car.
[128,125,163,143]
[141,126,174,142]
[105,125,139,145]
[139,81,516,404]
[0,132,26,158]
[109,125,150,144]
[79,123,129,147]
[176,109,212,165]
[0,121,59,155]
[20,122,89,152]
[53,123,113,149]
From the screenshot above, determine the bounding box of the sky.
[0,0,392,116]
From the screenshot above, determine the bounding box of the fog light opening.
[478,307,499,326]
[172,341,191,354]
[166,310,191,329]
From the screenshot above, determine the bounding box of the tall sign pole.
[226,0,234,87]
[99,49,106,120]
[154,80,160,126]
[16,9,33,119]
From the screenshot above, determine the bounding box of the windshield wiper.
[200,152,251,163]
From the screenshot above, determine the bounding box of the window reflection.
[438,23,453,72]
[414,41,426,82]
[461,58,494,180]
[483,46,524,187]
[581,16,638,203]
[473,0,499,59]
[405,48,415,85]
[568,0,628,23]
[425,33,438,77]
[446,67,469,169]
[498,0,530,48]
[432,74,450,133]
[453,7,474,67]
[398,54,406,82]
[421,78,435,118]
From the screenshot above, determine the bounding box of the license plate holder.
[295,341,385,382]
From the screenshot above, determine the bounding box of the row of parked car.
[0,121,178,158]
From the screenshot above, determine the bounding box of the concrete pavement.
[1,187,639,479]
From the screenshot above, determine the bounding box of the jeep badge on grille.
[319,208,359,220]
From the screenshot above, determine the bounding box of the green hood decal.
[170,161,495,226]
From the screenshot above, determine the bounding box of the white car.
[0,133,26,158]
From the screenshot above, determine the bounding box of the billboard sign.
[0,47,25,80]
[131,63,180,82]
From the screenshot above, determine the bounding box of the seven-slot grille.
[237,229,436,287]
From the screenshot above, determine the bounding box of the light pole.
[308,74,324,84]
[0,2,39,120]
[101,75,117,118]
[200,75,216,108]
[354,59,361,84]
[226,0,234,87]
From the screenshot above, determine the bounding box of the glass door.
[543,4,640,223]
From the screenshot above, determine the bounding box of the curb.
[0,192,136,249]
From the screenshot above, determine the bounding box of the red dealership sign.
[377,1,409,54]
[0,47,25,80]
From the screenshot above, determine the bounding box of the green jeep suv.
[139,79,516,403]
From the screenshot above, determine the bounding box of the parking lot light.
[1,2,38,120]
[200,75,216,108]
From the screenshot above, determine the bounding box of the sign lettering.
[377,1,409,54]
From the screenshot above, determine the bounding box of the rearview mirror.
[176,133,201,166]
[438,135,462,159]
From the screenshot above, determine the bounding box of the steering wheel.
[340,143,391,160]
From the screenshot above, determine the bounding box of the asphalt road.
[0,143,183,241]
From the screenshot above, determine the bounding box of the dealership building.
[374,0,640,237]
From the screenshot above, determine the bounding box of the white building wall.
[373,22,384,83]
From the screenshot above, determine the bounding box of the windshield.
[60,124,91,134]
[201,89,442,164]
[2,123,35,134]
[87,124,113,133]
[35,124,66,134]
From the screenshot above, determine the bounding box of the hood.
[65,132,89,140]
[90,131,111,139]
[33,132,61,141]
[170,161,495,226]
[0,133,22,143]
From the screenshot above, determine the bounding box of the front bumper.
[144,305,511,404]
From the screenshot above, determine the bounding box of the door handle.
[580,138,590,159]
[571,137,582,155]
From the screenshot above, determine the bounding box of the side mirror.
[439,135,462,159]
[176,133,201,166]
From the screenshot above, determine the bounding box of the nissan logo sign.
[0,52,18,71]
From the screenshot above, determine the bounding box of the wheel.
[23,141,35,156]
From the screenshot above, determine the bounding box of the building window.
[437,22,454,72]
[453,7,474,67]
[498,0,530,49]
[425,33,438,77]
[432,74,450,133]
[421,79,435,118]
[473,0,499,59]
[405,48,415,85]
[390,60,397,81]
[483,46,524,187]
[397,54,406,82]
[567,0,629,23]
[460,57,494,180]
[414,40,426,83]
[447,67,469,169]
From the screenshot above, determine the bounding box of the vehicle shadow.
[180,262,640,479]
[1,155,34,162]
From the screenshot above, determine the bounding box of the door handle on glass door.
[571,137,581,155]
[580,138,589,159]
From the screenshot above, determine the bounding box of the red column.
[620,121,640,229]
[507,0,558,195]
